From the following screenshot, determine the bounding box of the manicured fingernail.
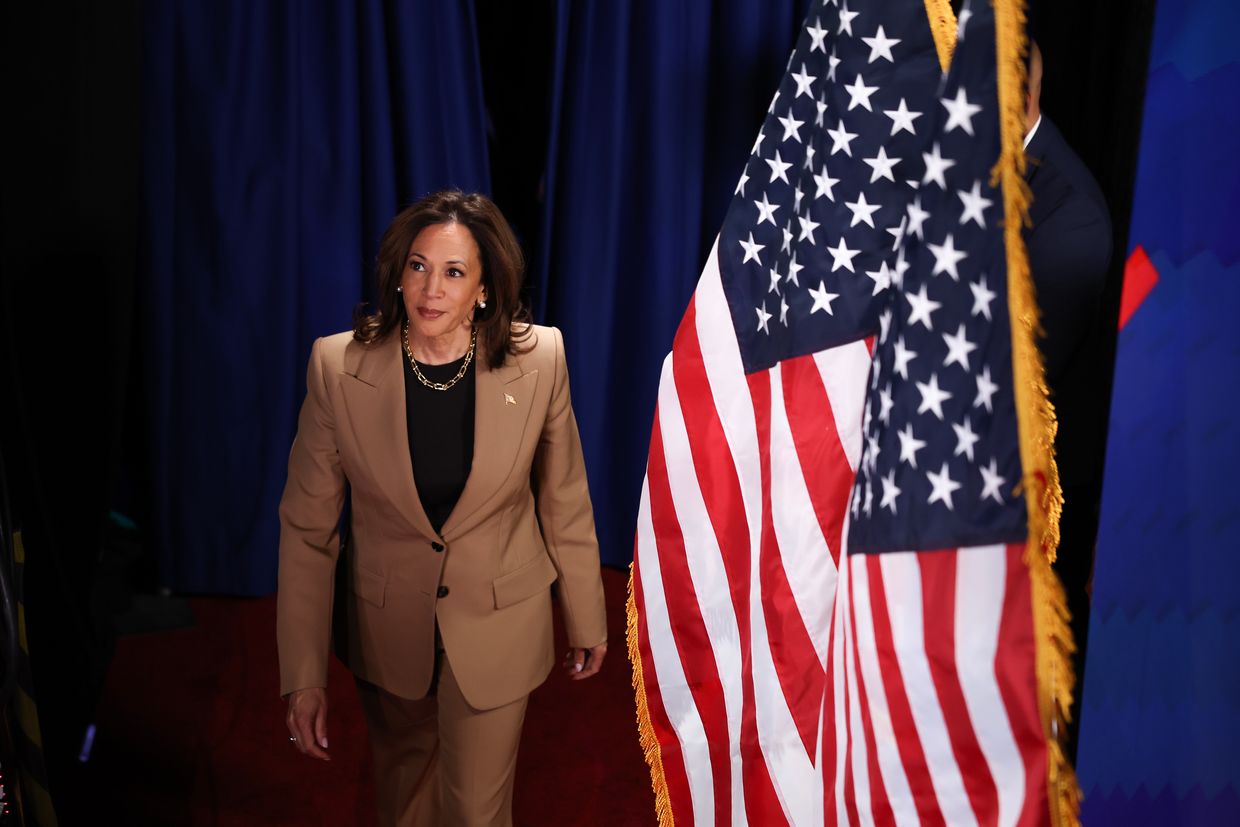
[574,663,583,673]
[321,738,328,748]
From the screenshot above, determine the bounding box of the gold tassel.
[628,563,675,826]
[1027,543,1083,823]
[993,1,1080,824]
[923,0,959,72]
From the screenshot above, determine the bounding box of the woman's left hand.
[563,642,607,680]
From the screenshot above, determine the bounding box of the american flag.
[630,1,1066,825]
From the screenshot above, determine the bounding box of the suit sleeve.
[532,327,608,649]
[1027,206,1112,385]
[276,337,347,696]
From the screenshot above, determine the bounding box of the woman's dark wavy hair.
[352,190,532,368]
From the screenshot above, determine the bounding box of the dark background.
[0,0,1154,818]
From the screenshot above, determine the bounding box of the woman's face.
[400,222,486,344]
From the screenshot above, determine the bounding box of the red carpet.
[74,566,655,826]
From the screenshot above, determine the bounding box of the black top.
[403,349,476,533]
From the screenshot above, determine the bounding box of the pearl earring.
[396,286,403,292]
[478,300,487,309]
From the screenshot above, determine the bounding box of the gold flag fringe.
[992,1,1080,824]
[627,563,675,826]
[923,0,959,72]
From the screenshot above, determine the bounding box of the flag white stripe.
[955,545,1025,827]
[635,479,715,824]
[830,535,853,827]
[849,557,920,827]
[814,695,827,826]
[656,352,749,826]
[879,551,979,827]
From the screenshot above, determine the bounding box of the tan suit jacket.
[277,324,607,710]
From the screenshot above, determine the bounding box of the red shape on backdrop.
[1119,245,1160,330]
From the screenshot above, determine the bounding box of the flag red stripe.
[749,368,827,760]
[995,544,1049,827]
[821,602,841,827]
[670,299,786,822]
[780,355,855,565]
[671,300,752,603]
[918,549,1000,825]
[646,410,734,826]
[865,554,948,827]
[633,555,695,820]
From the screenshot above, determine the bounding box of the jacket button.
[431,542,444,553]
[437,586,450,598]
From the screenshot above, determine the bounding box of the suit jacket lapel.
[339,334,439,540]
[441,356,539,539]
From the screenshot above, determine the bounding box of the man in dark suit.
[1022,41,1113,763]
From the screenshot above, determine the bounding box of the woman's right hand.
[286,687,330,760]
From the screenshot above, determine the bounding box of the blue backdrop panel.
[1078,1,1240,823]
[537,0,810,567]
[141,0,490,594]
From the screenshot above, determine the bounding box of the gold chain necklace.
[402,320,476,391]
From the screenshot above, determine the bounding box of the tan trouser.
[356,653,529,827]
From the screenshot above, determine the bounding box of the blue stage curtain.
[140,0,490,594]
[1078,1,1240,823]
[536,1,810,566]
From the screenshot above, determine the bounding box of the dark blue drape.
[141,1,490,594]
[536,1,810,567]
[1078,0,1240,822]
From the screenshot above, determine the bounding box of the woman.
[277,190,608,826]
